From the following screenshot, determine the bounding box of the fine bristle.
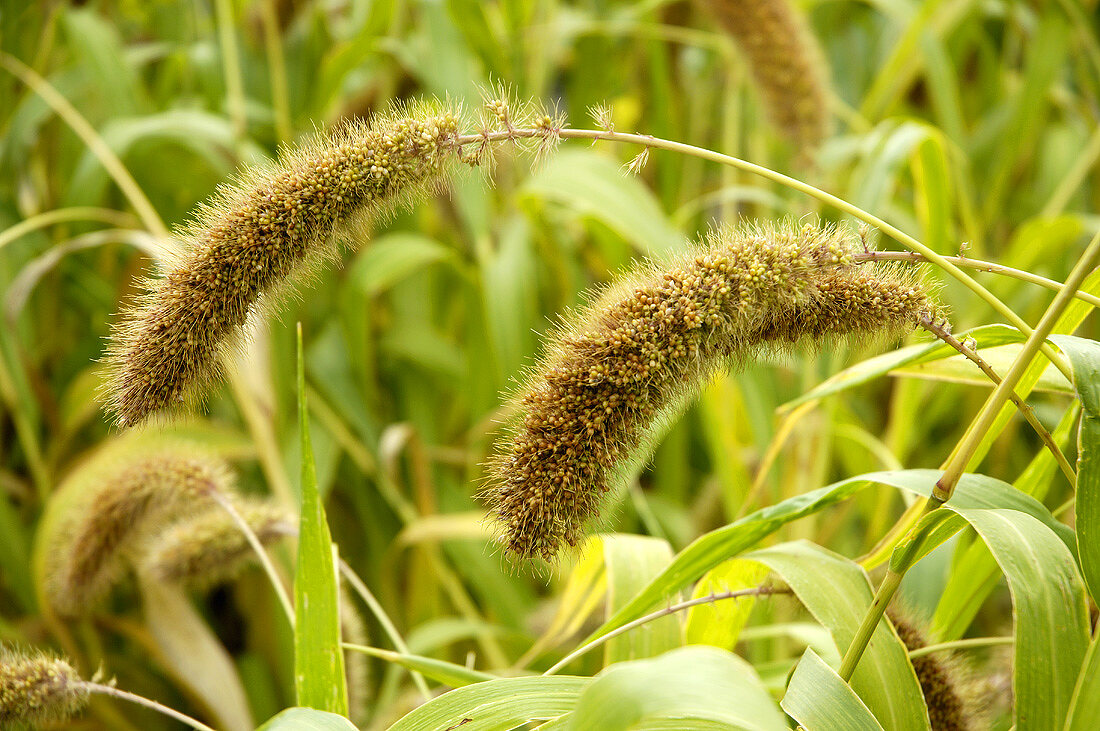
[482,222,937,562]
[103,103,466,427]
[0,647,88,726]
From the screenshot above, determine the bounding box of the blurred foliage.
[1,0,1099,728]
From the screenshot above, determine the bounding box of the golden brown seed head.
[889,609,971,731]
[698,0,831,157]
[41,442,235,617]
[483,223,936,562]
[104,104,464,427]
[0,648,88,726]
[140,498,293,588]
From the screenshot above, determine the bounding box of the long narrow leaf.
[294,325,349,715]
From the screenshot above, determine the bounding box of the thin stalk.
[920,314,1076,488]
[839,230,1100,682]
[83,683,218,731]
[0,207,138,252]
[209,490,295,627]
[258,0,292,143]
[455,126,1073,380]
[854,251,1100,309]
[213,0,248,148]
[338,559,431,701]
[0,54,169,240]
[543,586,783,676]
[907,636,1014,659]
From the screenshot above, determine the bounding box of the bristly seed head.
[40,441,236,618]
[0,647,88,726]
[139,498,294,589]
[698,0,831,159]
[103,102,465,427]
[889,608,974,730]
[482,222,938,562]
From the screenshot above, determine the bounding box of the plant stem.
[209,490,296,627]
[543,586,783,676]
[339,559,432,701]
[854,251,1100,309]
[456,125,1074,381]
[919,314,1076,488]
[838,230,1100,682]
[83,682,219,731]
[907,636,1014,659]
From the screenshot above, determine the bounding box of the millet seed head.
[698,0,831,158]
[139,497,293,589]
[103,102,465,427]
[0,647,88,726]
[38,437,237,618]
[482,222,938,562]
[888,608,973,731]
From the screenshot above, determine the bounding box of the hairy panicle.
[40,441,235,618]
[104,102,466,427]
[888,608,975,731]
[483,222,937,562]
[0,647,88,726]
[140,498,293,588]
[699,0,830,157]
[340,589,370,725]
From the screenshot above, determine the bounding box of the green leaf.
[347,233,457,297]
[781,649,884,731]
[385,676,588,731]
[1065,632,1100,730]
[560,646,787,731]
[601,534,679,664]
[685,559,768,651]
[586,469,1070,646]
[1049,335,1100,601]
[521,149,683,256]
[140,579,254,731]
[747,543,927,731]
[931,404,1080,640]
[294,325,348,715]
[945,508,1089,730]
[343,645,495,688]
[256,707,358,731]
[781,324,1027,412]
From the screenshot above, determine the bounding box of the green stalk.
[838,230,1100,682]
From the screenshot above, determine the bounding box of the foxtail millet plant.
[104,102,467,427]
[888,608,973,731]
[0,648,88,726]
[698,0,831,156]
[139,497,294,588]
[39,444,236,617]
[483,223,937,561]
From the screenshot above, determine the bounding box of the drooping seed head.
[889,608,973,731]
[139,498,293,589]
[483,222,937,562]
[0,647,88,726]
[104,102,466,427]
[698,0,831,158]
[38,438,236,617]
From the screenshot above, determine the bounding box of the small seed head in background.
[698,0,831,160]
[888,608,974,731]
[39,438,236,617]
[140,498,293,589]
